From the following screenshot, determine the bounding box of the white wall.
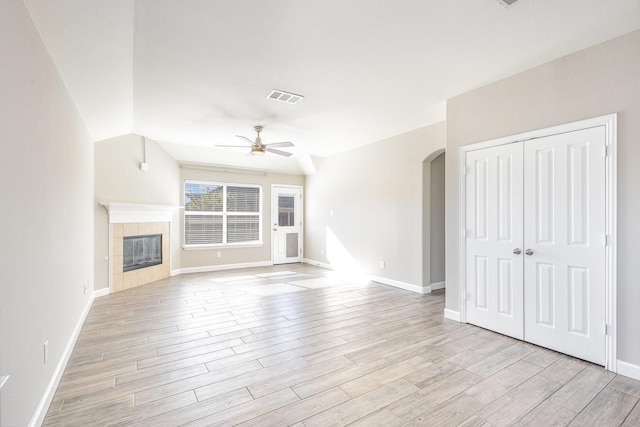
[179,166,304,271]
[0,1,94,425]
[445,30,640,368]
[305,123,446,290]
[94,134,181,290]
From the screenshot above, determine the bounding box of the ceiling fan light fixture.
[217,125,294,157]
[250,145,266,155]
[267,89,304,105]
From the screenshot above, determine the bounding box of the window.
[184,181,261,247]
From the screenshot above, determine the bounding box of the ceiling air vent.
[495,0,520,6]
[267,89,304,105]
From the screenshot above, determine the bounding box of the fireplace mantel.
[100,203,179,223]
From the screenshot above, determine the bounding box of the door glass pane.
[278,196,295,226]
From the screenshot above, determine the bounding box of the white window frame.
[184,180,263,248]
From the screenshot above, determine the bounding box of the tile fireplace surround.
[101,203,176,293]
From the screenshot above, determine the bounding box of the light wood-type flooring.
[43,264,640,426]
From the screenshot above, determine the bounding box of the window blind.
[184,181,261,246]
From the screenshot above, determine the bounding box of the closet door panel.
[523,126,606,365]
[465,143,524,339]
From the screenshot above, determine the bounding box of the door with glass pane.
[272,185,302,264]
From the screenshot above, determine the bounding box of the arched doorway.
[422,150,446,291]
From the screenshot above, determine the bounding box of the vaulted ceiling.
[23,0,640,173]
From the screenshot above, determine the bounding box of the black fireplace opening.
[123,234,162,272]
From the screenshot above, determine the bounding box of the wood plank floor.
[43,264,640,426]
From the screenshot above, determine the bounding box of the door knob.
[513,248,522,255]
[525,249,534,256]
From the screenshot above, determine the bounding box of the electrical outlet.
[380,261,385,269]
[320,249,324,256]
[43,341,48,364]
[216,251,222,258]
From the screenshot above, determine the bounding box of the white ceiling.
[24,0,640,174]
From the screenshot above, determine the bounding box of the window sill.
[183,243,264,251]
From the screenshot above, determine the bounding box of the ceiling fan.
[216,125,294,157]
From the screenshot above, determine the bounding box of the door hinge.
[604,145,609,157]
[463,166,468,176]
[604,323,609,335]
[462,229,467,238]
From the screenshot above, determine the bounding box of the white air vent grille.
[267,89,304,104]
[495,0,520,6]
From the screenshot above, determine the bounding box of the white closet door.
[465,143,524,339]
[523,127,606,365]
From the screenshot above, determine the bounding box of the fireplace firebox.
[123,234,162,272]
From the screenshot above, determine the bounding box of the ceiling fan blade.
[234,135,255,145]
[266,141,294,148]
[265,147,293,157]
[215,144,248,148]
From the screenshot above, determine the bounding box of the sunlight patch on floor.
[242,283,308,296]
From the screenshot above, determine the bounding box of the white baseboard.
[175,260,273,275]
[29,292,97,427]
[369,275,430,294]
[430,281,446,290]
[93,287,110,298]
[302,260,430,295]
[302,258,333,270]
[617,360,640,381]
[444,308,461,322]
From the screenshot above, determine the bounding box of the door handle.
[513,248,522,255]
[525,249,534,256]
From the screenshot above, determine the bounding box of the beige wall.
[94,134,181,290]
[445,30,640,366]
[0,1,94,425]
[429,152,446,284]
[305,123,446,288]
[179,166,304,270]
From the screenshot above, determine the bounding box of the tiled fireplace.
[102,203,176,293]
